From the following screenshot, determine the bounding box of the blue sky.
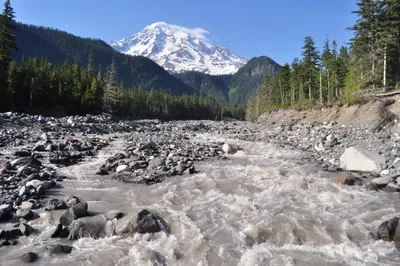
[12,0,357,65]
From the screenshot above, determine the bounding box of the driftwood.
[370,90,400,97]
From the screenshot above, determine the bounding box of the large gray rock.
[370,177,393,187]
[47,199,67,210]
[103,210,124,221]
[0,204,12,221]
[68,215,107,240]
[20,252,38,263]
[377,217,399,241]
[50,224,69,238]
[63,195,81,207]
[16,209,34,220]
[340,146,385,173]
[19,223,34,236]
[0,228,23,239]
[59,201,88,226]
[115,209,168,235]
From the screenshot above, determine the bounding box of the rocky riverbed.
[1,112,400,265]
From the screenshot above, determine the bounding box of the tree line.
[247,0,400,121]
[0,0,245,120]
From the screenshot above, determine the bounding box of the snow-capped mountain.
[109,22,247,75]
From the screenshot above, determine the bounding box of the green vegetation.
[12,23,196,96]
[247,0,400,121]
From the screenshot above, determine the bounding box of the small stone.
[20,252,38,263]
[96,169,108,175]
[380,169,390,176]
[175,164,187,174]
[222,143,241,154]
[116,165,128,173]
[19,186,28,197]
[189,166,195,174]
[19,201,34,211]
[150,158,164,168]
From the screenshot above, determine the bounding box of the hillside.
[12,23,197,96]
[175,56,281,104]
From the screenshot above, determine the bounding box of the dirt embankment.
[258,95,400,131]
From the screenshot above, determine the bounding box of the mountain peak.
[109,22,247,75]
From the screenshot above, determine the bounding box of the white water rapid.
[1,133,400,266]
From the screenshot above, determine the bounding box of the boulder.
[96,168,109,175]
[394,222,400,251]
[33,143,45,152]
[47,199,67,210]
[370,176,393,187]
[20,252,39,263]
[377,217,399,241]
[222,143,241,154]
[59,201,88,226]
[385,182,400,192]
[19,223,34,236]
[16,209,34,220]
[0,204,12,220]
[50,224,69,238]
[51,244,73,254]
[175,164,187,175]
[26,179,43,188]
[14,150,31,157]
[0,229,23,239]
[116,165,129,173]
[339,147,385,173]
[63,195,81,207]
[68,215,107,240]
[136,209,167,234]
[104,210,124,220]
[115,209,168,235]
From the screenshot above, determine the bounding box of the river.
[1,133,400,266]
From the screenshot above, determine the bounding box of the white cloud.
[149,22,210,42]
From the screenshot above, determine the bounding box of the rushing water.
[1,133,400,266]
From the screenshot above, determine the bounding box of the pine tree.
[0,0,17,110]
[350,0,382,90]
[302,36,320,105]
[321,38,333,103]
[102,56,119,113]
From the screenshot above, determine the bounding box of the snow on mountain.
[109,22,247,75]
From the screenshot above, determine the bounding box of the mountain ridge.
[175,56,281,104]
